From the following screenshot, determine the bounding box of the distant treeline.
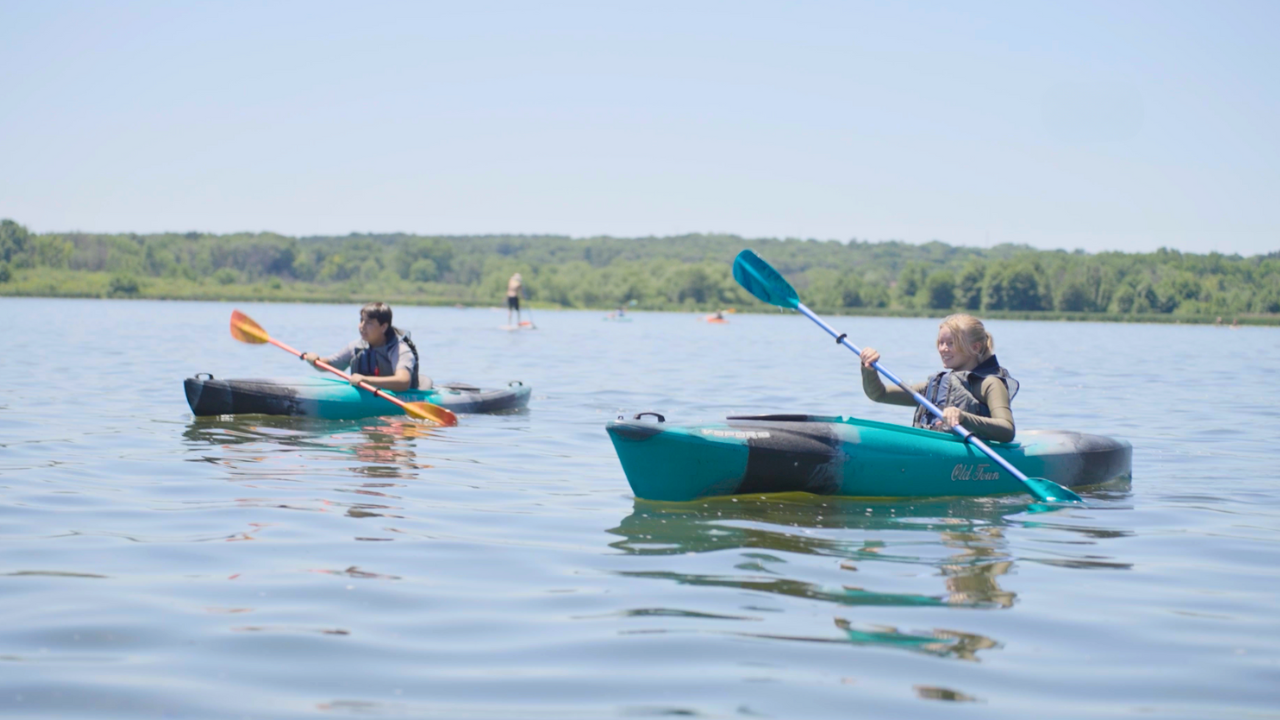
[2,218,1278,321]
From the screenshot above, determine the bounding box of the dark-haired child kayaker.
[859,313,1017,442]
[301,302,432,392]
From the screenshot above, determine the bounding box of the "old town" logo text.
[951,463,1000,481]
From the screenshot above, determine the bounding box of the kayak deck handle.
[509,380,524,386]
[195,372,214,380]
[629,412,666,423]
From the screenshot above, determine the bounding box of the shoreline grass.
[4,268,1276,326]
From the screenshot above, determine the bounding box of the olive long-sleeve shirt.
[860,366,1016,443]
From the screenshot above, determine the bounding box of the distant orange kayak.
[703,315,728,324]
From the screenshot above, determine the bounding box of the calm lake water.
[2,297,1278,719]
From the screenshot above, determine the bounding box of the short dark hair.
[360,302,393,326]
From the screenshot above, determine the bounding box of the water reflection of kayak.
[608,493,1044,618]
[606,413,1131,502]
[185,375,530,419]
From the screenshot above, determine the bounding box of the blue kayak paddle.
[731,249,1084,505]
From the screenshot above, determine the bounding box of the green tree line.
[2,218,1277,320]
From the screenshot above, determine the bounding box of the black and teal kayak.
[606,413,1131,502]
[185,375,530,419]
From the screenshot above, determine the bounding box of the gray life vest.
[911,355,1019,429]
[350,332,419,389]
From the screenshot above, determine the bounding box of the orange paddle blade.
[403,402,459,426]
[230,310,270,344]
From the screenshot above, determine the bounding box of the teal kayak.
[607,413,1131,501]
[185,375,530,419]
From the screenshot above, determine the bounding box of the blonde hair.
[938,314,995,363]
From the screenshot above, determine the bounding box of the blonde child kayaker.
[859,314,1018,442]
[301,302,431,392]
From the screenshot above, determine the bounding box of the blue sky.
[2,1,1276,254]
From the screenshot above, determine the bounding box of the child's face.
[358,314,389,344]
[937,328,974,370]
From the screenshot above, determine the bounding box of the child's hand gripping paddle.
[229,310,458,427]
[731,250,1082,504]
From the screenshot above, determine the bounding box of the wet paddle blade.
[230,310,270,344]
[732,250,800,309]
[1023,477,1084,504]
[403,402,459,426]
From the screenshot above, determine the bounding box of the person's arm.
[954,377,1015,443]
[302,343,355,371]
[861,366,925,407]
[859,348,925,407]
[349,367,412,393]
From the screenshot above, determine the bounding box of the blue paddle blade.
[733,250,800,309]
[1024,478,1084,504]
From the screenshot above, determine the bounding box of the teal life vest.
[911,355,1019,430]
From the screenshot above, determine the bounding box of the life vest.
[911,354,1019,429]
[350,332,419,389]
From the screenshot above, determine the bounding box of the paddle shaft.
[793,302,1038,487]
[265,336,421,414]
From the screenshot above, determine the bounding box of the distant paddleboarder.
[301,302,431,391]
[507,273,524,326]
